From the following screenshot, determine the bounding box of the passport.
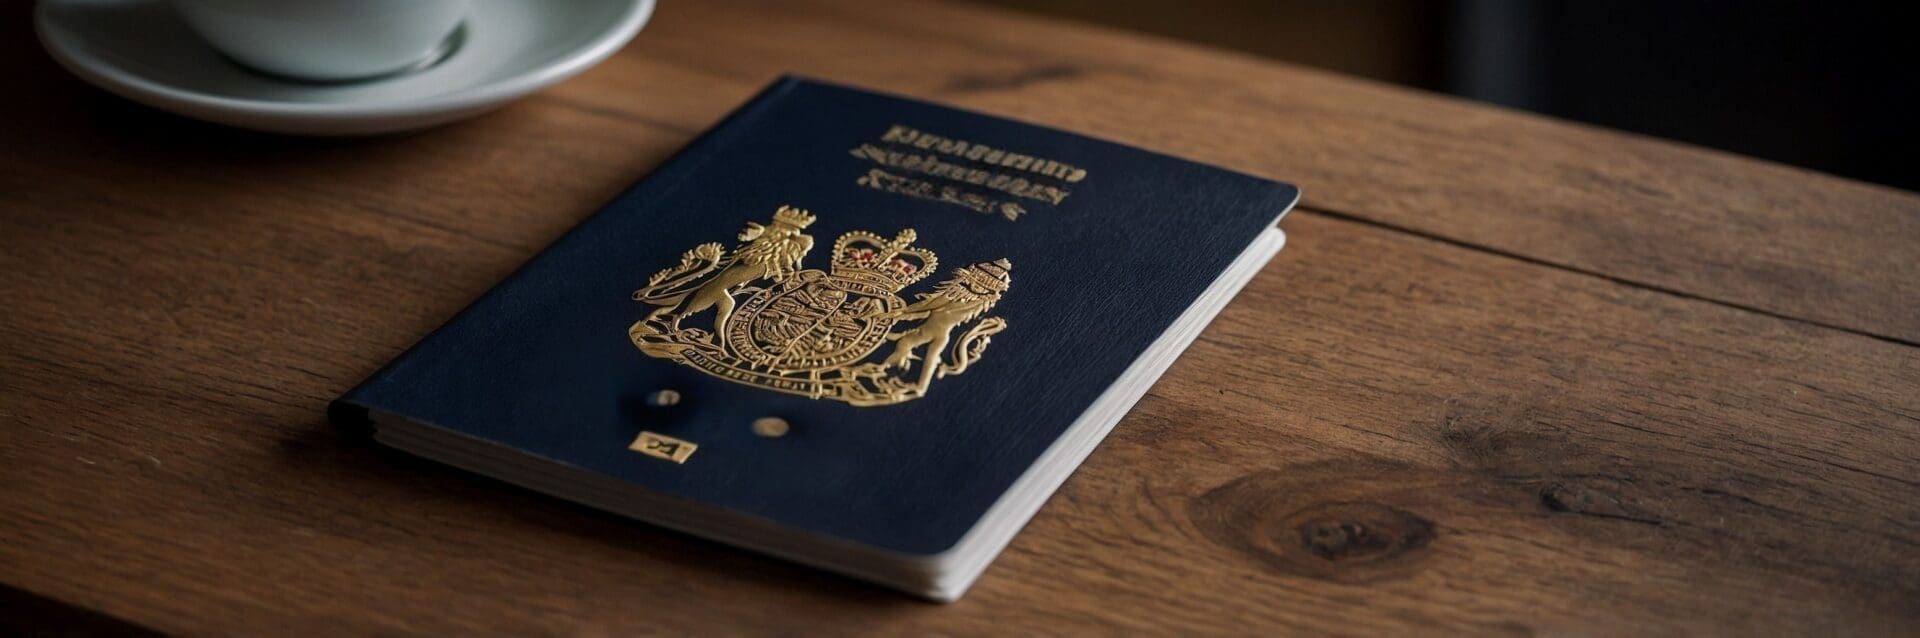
[331,76,1298,601]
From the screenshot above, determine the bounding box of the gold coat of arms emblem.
[628,206,1011,406]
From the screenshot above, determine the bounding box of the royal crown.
[830,228,937,291]
[954,258,1012,293]
[771,205,817,228]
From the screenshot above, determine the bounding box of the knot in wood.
[1193,471,1437,583]
[1289,502,1433,564]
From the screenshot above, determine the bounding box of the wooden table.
[5,1,1917,634]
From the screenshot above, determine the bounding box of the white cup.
[173,0,471,82]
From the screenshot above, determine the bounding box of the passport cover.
[332,76,1299,558]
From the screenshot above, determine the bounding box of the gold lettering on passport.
[629,206,1010,407]
[849,125,1089,222]
[631,431,698,463]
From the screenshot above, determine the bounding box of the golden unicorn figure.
[882,259,1012,392]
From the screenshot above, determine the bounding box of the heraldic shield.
[628,206,1011,406]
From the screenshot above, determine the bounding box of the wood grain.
[3,0,1918,635]
[612,0,1920,344]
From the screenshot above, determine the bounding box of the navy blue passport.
[332,77,1297,601]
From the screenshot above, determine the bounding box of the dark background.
[972,0,1920,192]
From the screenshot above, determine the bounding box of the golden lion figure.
[633,206,817,336]
[881,259,1012,391]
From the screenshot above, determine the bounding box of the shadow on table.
[272,422,931,611]
[0,584,164,637]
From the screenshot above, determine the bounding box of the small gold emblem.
[751,417,790,438]
[630,431,698,463]
[629,206,1011,406]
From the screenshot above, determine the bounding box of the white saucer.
[36,0,655,135]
